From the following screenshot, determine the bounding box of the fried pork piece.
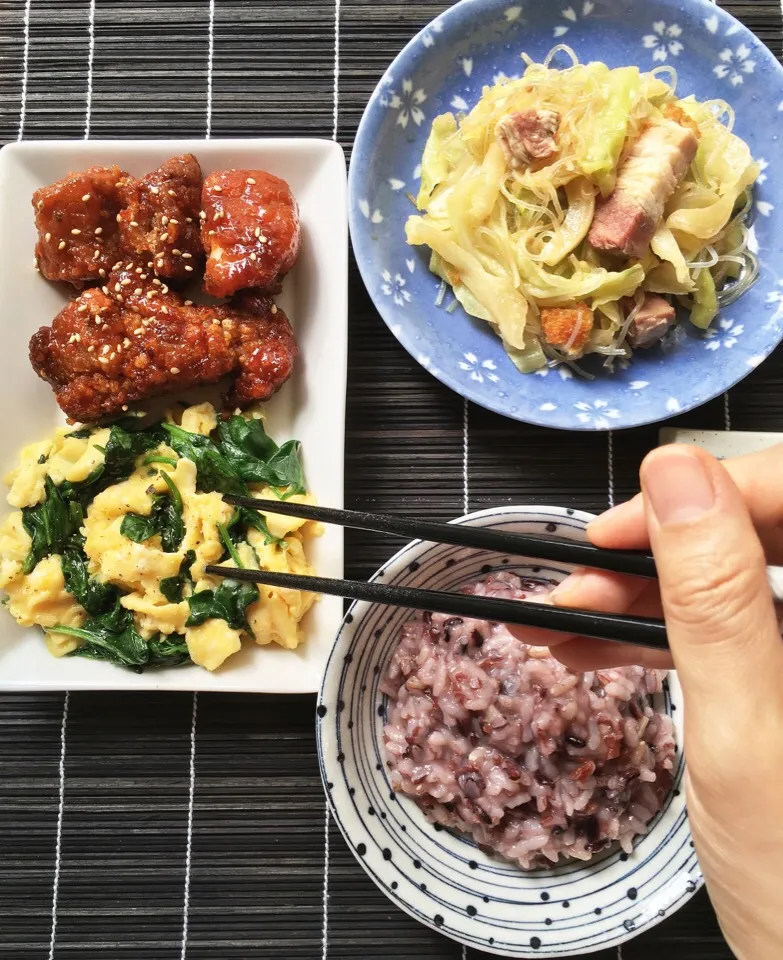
[29,265,297,423]
[540,302,594,357]
[117,154,203,283]
[201,170,301,297]
[588,119,698,259]
[33,165,128,286]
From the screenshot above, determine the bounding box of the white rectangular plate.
[0,138,347,692]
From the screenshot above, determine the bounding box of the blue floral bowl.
[348,0,783,430]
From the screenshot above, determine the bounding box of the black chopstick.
[204,565,669,650]
[223,495,657,579]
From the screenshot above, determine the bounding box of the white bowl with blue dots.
[317,506,699,957]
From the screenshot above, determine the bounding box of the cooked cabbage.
[407,46,760,374]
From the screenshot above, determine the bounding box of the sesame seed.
[37,199,43,209]
[172,248,182,255]
[182,252,192,259]
[147,261,154,268]
[116,344,122,353]
[133,327,144,335]
[184,264,194,272]
[102,344,110,354]
[246,177,256,185]
[98,356,108,364]
[199,211,206,220]
[169,218,178,225]
[74,333,81,342]
[161,285,169,294]
[140,273,148,280]
[87,345,95,353]
[271,304,278,314]
[126,263,133,270]
[160,232,169,242]
[95,227,103,235]
[185,217,193,223]
[161,216,169,226]
[98,269,106,277]
[254,226,261,238]
[102,323,109,330]
[184,300,193,306]
[113,261,123,270]
[114,283,121,292]
[157,259,164,268]
[68,334,76,344]
[215,210,224,220]
[134,287,143,295]
[121,278,131,286]
[153,278,162,286]
[101,286,109,295]
[208,230,215,236]
[146,290,157,299]
[170,367,180,374]
[249,252,257,261]
[212,318,221,325]
[122,405,128,412]
[58,240,67,250]
[109,352,116,360]
[116,295,124,304]
[82,193,90,202]
[160,305,169,314]
[168,189,176,197]
[212,185,222,192]
[116,213,122,222]
[134,267,142,274]
[45,232,52,241]
[93,249,101,260]
[150,186,159,195]
[77,304,88,313]
[259,233,267,243]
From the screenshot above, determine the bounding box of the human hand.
[523,444,783,959]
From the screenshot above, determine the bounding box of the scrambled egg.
[0,403,318,671]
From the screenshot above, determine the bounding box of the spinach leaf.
[146,635,191,668]
[37,454,48,465]
[216,416,305,495]
[65,427,94,440]
[160,550,196,603]
[120,475,185,553]
[228,506,285,547]
[60,535,118,617]
[120,512,158,544]
[21,477,84,574]
[185,579,258,633]
[57,602,192,673]
[161,423,246,496]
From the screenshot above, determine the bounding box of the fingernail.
[642,448,715,526]
[550,568,587,604]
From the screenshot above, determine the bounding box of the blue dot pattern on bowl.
[349,0,783,430]
[317,507,702,958]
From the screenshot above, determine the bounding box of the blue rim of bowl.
[317,505,701,957]
[348,0,783,431]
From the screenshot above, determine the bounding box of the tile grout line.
[83,0,96,139]
[47,691,69,960]
[321,3,341,956]
[16,0,31,141]
[180,692,199,960]
[462,398,469,514]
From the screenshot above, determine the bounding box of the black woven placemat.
[1,1,780,957]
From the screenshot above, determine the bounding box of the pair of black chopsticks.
[204,496,669,651]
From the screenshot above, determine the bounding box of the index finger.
[588,443,783,563]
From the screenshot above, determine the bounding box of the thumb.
[640,445,783,711]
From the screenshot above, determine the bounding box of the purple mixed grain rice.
[381,572,675,869]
